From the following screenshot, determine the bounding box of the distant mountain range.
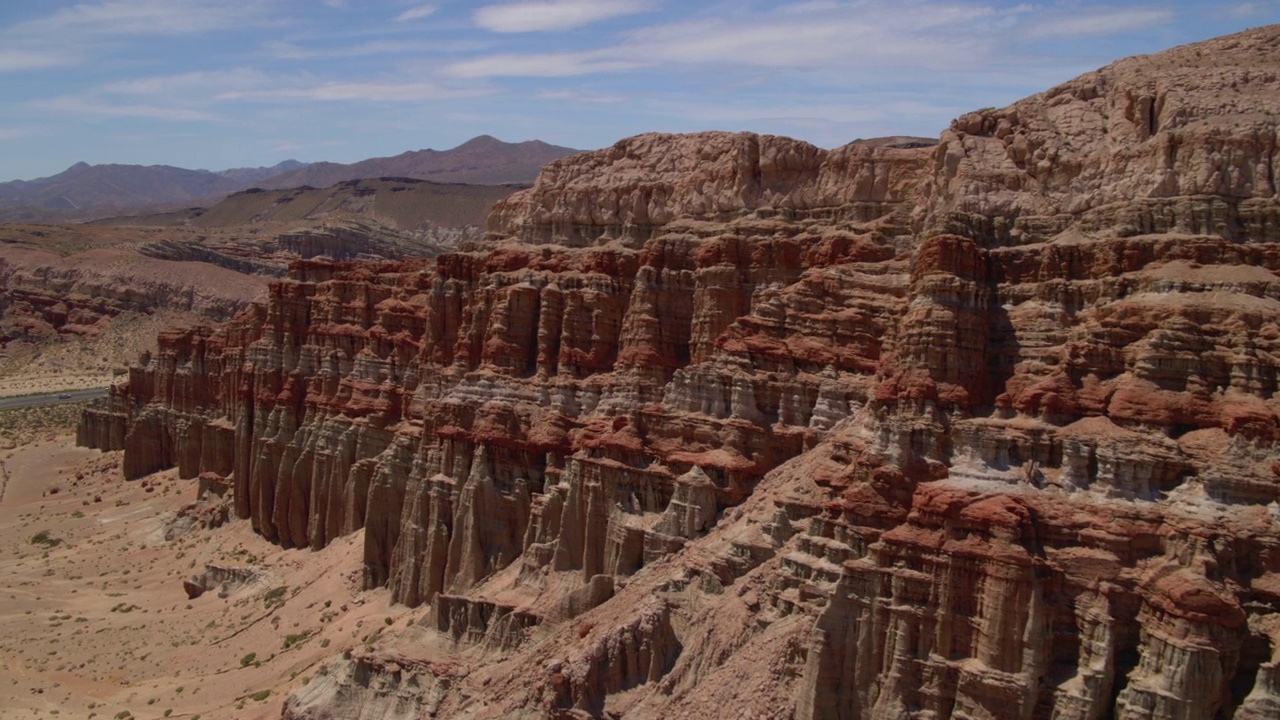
[0,136,580,221]
[259,135,579,189]
[91,177,522,234]
[0,160,305,214]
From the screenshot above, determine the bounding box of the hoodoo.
[81,26,1280,719]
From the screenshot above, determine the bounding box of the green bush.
[263,586,288,608]
[283,632,310,649]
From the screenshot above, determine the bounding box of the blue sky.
[2,0,1278,181]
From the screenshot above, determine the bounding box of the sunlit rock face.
[84,25,1280,720]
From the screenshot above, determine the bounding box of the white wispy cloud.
[396,4,437,22]
[447,50,641,77]
[263,39,433,60]
[683,102,894,126]
[220,80,488,103]
[474,0,650,33]
[1225,1,1279,16]
[0,49,78,72]
[631,2,1002,70]
[102,68,276,96]
[8,0,277,37]
[534,89,628,103]
[451,1,1002,77]
[675,96,970,130]
[31,96,220,122]
[1024,7,1173,39]
[0,127,45,141]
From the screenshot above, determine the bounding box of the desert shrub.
[283,632,311,649]
[263,586,287,608]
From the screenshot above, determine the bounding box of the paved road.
[0,387,110,411]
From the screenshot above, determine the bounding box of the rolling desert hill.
[257,135,581,189]
[183,177,523,231]
[0,160,306,215]
[0,135,579,223]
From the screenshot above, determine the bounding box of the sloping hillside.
[260,135,580,188]
[187,177,522,230]
[0,160,304,213]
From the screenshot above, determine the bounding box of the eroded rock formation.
[0,245,265,345]
[82,25,1280,719]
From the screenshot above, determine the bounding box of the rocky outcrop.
[182,563,274,600]
[283,653,461,720]
[0,247,264,345]
[91,25,1280,720]
[429,594,540,651]
[489,131,927,246]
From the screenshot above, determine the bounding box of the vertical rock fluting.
[89,24,1280,720]
[87,133,927,599]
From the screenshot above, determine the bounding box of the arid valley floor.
[0,435,405,720]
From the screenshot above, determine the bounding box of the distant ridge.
[0,160,306,215]
[258,135,581,189]
[0,136,580,222]
[162,176,520,231]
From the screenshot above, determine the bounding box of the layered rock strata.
[83,25,1280,720]
[0,247,264,345]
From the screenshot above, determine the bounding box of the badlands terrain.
[0,162,532,718]
[7,23,1280,720]
[0,159,538,719]
[0,178,521,399]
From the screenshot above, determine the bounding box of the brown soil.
[0,310,196,399]
[0,437,402,720]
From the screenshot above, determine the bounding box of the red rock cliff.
[83,25,1280,720]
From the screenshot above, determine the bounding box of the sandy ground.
[0,437,408,720]
[0,375,118,399]
[0,310,184,399]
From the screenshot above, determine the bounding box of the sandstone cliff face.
[489,131,926,247]
[85,25,1280,720]
[926,28,1280,239]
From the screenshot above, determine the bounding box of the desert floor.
[0,436,405,720]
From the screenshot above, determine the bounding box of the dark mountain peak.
[457,134,503,149]
[214,159,311,188]
[0,137,575,217]
[256,136,582,189]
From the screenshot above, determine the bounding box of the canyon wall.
[82,26,1280,720]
